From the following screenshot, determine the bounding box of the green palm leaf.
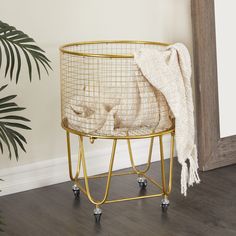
[0,84,31,160]
[0,20,52,83]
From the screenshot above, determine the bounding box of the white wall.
[215,0,236,137]
[0,0,193,193]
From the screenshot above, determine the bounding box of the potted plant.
[0,20,51,159]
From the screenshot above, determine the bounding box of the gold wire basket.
[60,40,174,138]
[60,40,175,222]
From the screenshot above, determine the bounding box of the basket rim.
[59,40,170,58]
[61,119,175,140]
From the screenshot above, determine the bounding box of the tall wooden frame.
[191,0,236,170]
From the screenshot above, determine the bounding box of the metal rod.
[77,172,162,190]
[74,136,82,180]
[62,121,175,140]
[159,135,167,195]
[66,131,74,181]
[78,170,137,180]
[66,131,83,182]
[127,137,154,175]
[80,136,117,205]
[144,137,155,173]
[167,132,175,194]
[105,193,164,204]
[76,172,164,201]
[60,40,170,59]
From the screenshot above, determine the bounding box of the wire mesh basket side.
[60,42,173,137]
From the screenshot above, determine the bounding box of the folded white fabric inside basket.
[134,43,200,196]
[66,62,173,136]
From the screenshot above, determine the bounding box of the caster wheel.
[161,198,170,213]
[72,184,80,198]
[161,204,169,212]
[94,207,102,223]
[137,177,147,189]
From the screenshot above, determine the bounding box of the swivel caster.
[161,197,170,212]
[137,176,147,189]
[94,207,102,223]
[72,184,80,198]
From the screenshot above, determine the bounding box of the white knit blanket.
[134,43,200,196]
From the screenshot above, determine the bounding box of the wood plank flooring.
[0,160,235,236]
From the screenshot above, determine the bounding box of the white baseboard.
[0,139,170,196]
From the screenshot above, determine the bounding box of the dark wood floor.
[0,160,235,236]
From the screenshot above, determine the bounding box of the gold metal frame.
[60,40,175,218]
[63,124,175,211]
[60,40,170,58]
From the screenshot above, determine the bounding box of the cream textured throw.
[134,43,200,196]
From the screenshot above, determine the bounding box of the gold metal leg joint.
[159,133,175,196]
[127,137,154,175]
[79,136,117,205]
[66,131,82,181]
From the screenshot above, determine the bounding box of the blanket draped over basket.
[134,43,200,196]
